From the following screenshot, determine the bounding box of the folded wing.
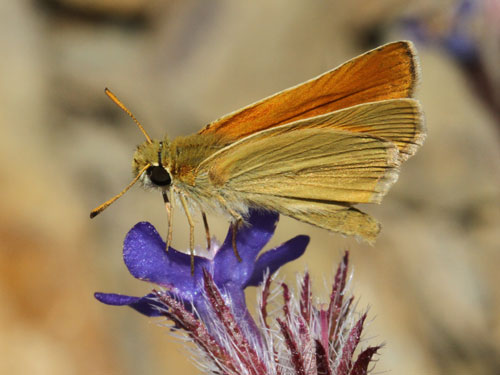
[199,128,400,205]
[198,41,419,141]
[275,98,425,162]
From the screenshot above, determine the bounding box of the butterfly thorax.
[170,133,230,185]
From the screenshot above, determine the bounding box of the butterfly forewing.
[199,41,419,141]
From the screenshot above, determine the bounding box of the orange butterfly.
[91,41,426,270]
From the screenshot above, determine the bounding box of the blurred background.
[0,0,498,374]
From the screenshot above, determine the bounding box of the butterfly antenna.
[104,88,153,144]
[90,164,150,218]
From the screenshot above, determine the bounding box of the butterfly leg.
[162,191,173,252]
[230,219,243,262]
[201,211,211,250]
[179,193,196,274]
[216,195,243,261]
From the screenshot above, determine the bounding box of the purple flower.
[95,209,309,336]
[95,211,381,374]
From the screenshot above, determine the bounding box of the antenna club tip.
[90,211,99,219]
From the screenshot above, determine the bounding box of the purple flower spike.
[95,209,308,331]
[150,251,382,374]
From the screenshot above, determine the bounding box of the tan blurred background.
[1,0,499,374]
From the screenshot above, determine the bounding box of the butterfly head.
[133,138,173,190]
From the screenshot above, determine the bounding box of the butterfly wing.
[195,118,400,241]
[264,196,382,243]
[272,98,425,162]
[199,41,419,141]
[197,97,422,189]
[198,128,399,205]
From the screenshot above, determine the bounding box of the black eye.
[147,166,172,186]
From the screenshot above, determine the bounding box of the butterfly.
[91,41,426,271]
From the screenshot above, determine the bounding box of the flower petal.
[124,222,211,295]
[214,210,279,286]
[246,235,309,287]
[94,292,164,317]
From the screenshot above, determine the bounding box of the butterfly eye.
[147,166,172,187]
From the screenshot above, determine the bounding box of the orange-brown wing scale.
[198,41,419,141]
